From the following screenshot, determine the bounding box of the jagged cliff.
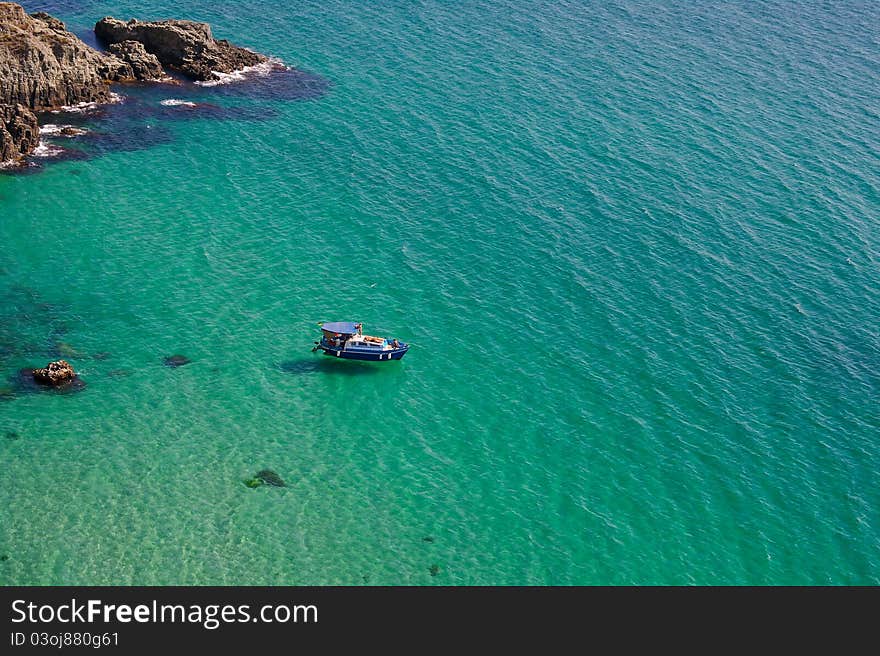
[107,40,165,81]
[95,17,267,82]
[0,3,271,165]
[0,102,38,163]
[0,3,118,163]
[0,3,117,111]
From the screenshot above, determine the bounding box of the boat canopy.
[321,321,359,335]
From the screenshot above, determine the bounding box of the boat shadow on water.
[276,358,384,376]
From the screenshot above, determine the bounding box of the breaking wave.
[31,141,65,158]
[53,92,124,114]
[194,59,284,87]
[39,124,88,137]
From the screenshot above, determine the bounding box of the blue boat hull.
[317,345,409,361]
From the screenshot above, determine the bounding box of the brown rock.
[108,40,166,81]
[95,16,267,81]
[29,10,65,33]
[0,3,116,110]
[0,103,38,163]
[32,359,76,386]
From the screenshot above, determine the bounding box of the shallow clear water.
[1,0,878,584]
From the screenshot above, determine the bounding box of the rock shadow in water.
[200,66,330,102]
[151,100,280,123]
[81,121,175,154]
[71,86,282,123]
[3,60,327,176]
[2,112,174,175]
[3,147,90,175]
[4,89,285,176]
[112,65,329,104]
[0,286,73,363]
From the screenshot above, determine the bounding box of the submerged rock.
[429,564,440,577]
[13,369,37,390]
[5,430,19,440]
[243,470,286,489]
[163,354,191,367]
[255,469,286,487]
[95,16,268,82]
[54,341,84,359]
[107,369,131,378]
[32,359,76,386]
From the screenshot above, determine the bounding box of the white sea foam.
[52,101,99,114]
[52,92,124,114]
[194,58,285,86]
[160,99,198,107]
[32,141,64,158]
[40,124,87,137]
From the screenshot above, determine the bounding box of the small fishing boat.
[312,322,410,361]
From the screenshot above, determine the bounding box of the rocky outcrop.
[0,103,38,164]
[0,3,116,110]
[108,40,166,81]
[0,3,279,163]
[0,3,177,160]
[32,359,76,386]
[30,11,64,32]
[95,17,267,81]
[0,3,170,113]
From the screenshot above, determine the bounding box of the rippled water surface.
[1,0,878,584]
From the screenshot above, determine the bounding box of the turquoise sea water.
[1,0,878,584]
